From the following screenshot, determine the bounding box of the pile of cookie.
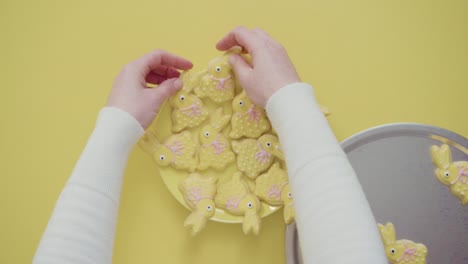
[140,47,325,235]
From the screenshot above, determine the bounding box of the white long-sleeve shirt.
[33,83,387,264]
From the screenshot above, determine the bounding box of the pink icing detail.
[187,188,202,203]
[267,183,287,200]
[246,105,261,122]
[452,166,468,185]
[226,197,240,210]
[165,141,183,156]
[201,135,226,155]
[180,104,202,117]
[209,75,231,91]
[396,244,418,263]
[256,143,271,163]
[212,137,227,155]
[186,187,212,204]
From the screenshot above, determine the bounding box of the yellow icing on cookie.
[198,108,235,170]
[232,134,284,179]
[179,173,217,235]
[215,172,261,235]
[229,90,271,139]
[255,163,295,224]
[169,72,209,132]
[378,223,428,264]
[139,130,198,172]
[430,144,468,205]
[194,47,242,103]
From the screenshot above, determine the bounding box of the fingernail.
[174,78,183,90]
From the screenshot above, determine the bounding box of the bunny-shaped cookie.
[255,163,295,224]
[179,173,217,235]
[198,108,235,171]
[139,130,198,172]
[378,222,427,264]
[194,47,242,103]
[430,144,468,205]
[229,90,271,139]
[215,172,261,235]
[232,134,284,179]
[170,71,209,132]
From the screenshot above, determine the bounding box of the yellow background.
[1,0,467,263]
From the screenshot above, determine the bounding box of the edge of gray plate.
[285,122,467,264]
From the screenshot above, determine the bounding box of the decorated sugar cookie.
[255,163,294,224]
[198,108,235,170]
[378,222,428,264]
[194,47,242,103]
[179,173,217,235]
[215,172,261,235]
[229,90,271,139]
[430,144,468,205]
[232,134,284,179]
[169,72,209,132]
[139,130,198,172]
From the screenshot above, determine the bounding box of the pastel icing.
[430,144,468,205]
[215,172,261,235]
[255,163,295,224]
[139,130,198,172]
[229,90,271,139]
[179,173,217,235]
[198,108,235,170]
[169,71,209,132]
[232,134,284,179]
[194,47,242,103]
[378,222,428,264]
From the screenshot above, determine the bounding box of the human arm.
[33,50,192,263]
[217,27,387,264]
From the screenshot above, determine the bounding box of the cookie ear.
[270,162,281,171]
[233,171,243,181]
[231,140,240,153]
[139,131,160,154]
[180,71,200,93]
[440,144,453,165]
[431,144,451,169]
[239,89,247,98]
[211,108,230,131]
[378,223,396,245]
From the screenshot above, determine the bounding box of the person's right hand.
[216,27,301,108]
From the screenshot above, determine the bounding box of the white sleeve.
[33,107,144,264]
[266,83,387,264]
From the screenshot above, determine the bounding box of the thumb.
[149,78,183,109]
[229,54,252,83]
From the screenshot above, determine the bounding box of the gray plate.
[285,123,468,264]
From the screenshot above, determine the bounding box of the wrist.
[95,107,145,151]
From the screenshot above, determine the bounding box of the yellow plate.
[149,89,281,223]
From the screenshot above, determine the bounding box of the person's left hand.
[107,49,193,129]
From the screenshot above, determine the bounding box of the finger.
[152,65,181,78]
[146,72,168,85]
[216,26,259,53]
[148,78,183,108]
[134,50,193,75]
[229,54,252,82]
[252,27,271,39]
